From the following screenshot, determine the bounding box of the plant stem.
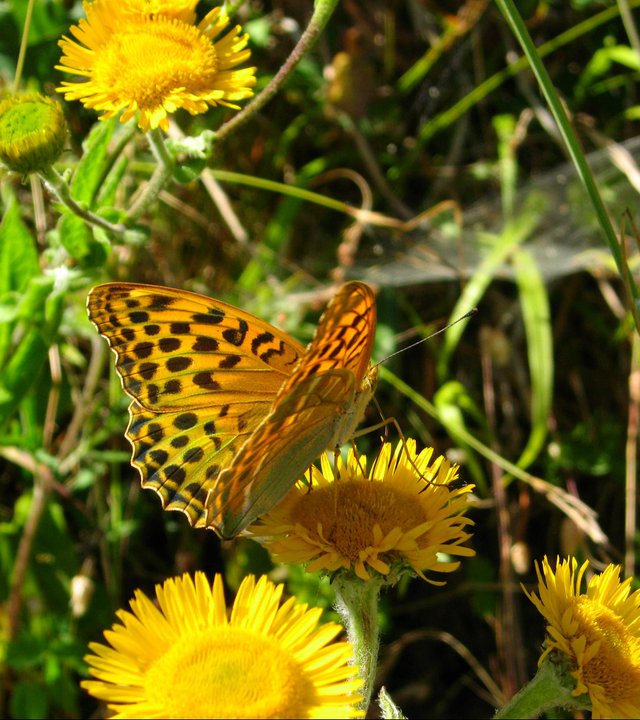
[215,0,340,143]
[40,167,127,236]
[13,0,36,91]
[494,659,590,719]
[332,574,384,714]
[127,127,175,221]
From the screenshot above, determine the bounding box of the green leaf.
[378,686,407,719]
[17,276,55,323]
[70,116,117,205]
[434,380,488,491]
[56,213,108,266]
[6,634,47,669]
[97,153,130,208]
[56,213,93,260]
[173,157,206,183]
[0,294,19,323]
[0,195,40,363]
[9,680,49,720]
[577,44,640,100]
[0,329,49,425]
[0,201,38,290]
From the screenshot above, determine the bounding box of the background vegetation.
[1,0,640,717]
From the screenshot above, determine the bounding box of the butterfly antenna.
[373,307,478,369]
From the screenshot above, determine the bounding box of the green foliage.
[1,1,639,718]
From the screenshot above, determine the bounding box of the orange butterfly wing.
[88,282,377,537]
[88,283,304,525]
[208,282,377,537]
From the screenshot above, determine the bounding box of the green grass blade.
[512,247,553,470]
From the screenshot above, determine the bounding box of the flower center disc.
[298,480,426,559]
[576,598,640,700]
[95,21,217,110]
[146,626,315,718]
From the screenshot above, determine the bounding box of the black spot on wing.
[167,357,192,373]
[192,311,225,325]
[164,379,181,394]
[193,372,220,390]
[148,294,176,311]
[133,341,153,359]
[139,362,159,381]
[129,311,149,324]
[219,355,241,369]
[160,337,181,353]
[183,447,205,463]
[174,413,198,430]
[222,320,248,347]
[193,336,219,352]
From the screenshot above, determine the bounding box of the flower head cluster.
[83,572,363,719]
[524,556,640,719]
[0,93,67,174]
[56,0,256,131]
[249,440,475,584]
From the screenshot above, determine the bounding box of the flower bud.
[0,93,67,175]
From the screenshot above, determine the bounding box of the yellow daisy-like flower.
[524,556,640,719]
[249,440,475,583]
[56,0,256,132]
[82,572,363,719]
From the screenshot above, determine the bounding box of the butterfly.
[87,281,378,538]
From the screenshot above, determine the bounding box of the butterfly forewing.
[88,283,304,411]
[276,281,376,398]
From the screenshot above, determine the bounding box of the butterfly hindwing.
[207,282,378,537]
[127,398,264,527]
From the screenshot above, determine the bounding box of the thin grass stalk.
[625,333,640,577]
[417,2,640,145]
[493,0,638,307]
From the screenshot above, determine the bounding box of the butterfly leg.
[347,439,368,481]
[353,413,455,488]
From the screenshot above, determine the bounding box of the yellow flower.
[524,556,640,719]
[56,0,256,132]
[249,440,475,583]
[82,572,363,719]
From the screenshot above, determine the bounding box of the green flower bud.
[0,93,68,175]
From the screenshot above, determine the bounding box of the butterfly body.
[87,281,377,538]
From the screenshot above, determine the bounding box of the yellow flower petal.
[82,572,363,718]
[56,1,255,131]
[524,556,640,719]
[248,439,475,584]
